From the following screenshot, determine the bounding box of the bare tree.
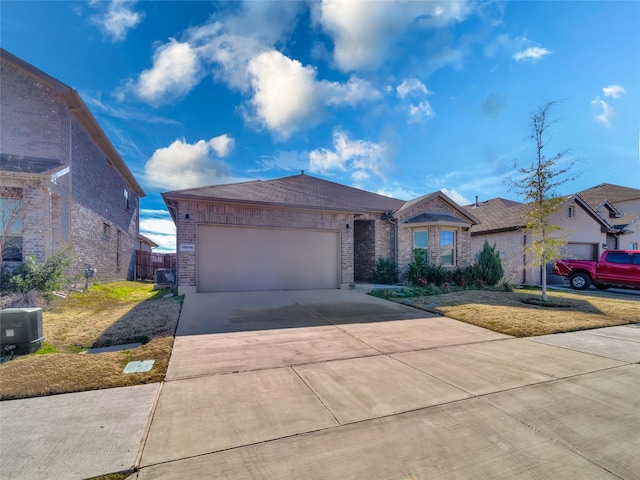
[509,101,575,301]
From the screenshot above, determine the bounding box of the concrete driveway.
[130,290,639,479]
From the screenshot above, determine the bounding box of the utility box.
[154,268,176,285]
[0,308,44,355]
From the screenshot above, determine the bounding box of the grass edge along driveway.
[371,287,639,337]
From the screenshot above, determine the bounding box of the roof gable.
[163,174,405,213]
[396,191,479,225]
[578,183,640,206]
[1,48,144,197]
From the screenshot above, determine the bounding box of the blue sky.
[2,1,638,252]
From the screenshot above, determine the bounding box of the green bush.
[6,245,75,297]
[371,257,399,284]
[474,240,504,286]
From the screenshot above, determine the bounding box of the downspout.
[167,201,179,288]
[386,214,398,276]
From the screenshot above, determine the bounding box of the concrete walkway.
[1,290,638,479]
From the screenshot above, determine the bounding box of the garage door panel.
[197,226,339,292]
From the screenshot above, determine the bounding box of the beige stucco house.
[577,183,640,251]
[163,174,478,294]
[0,49,145,283]
[465,183,640,285]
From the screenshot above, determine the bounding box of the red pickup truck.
[553,250,640,290]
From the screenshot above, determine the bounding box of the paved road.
[2,289,638,479]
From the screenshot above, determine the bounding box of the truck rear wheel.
[569,272,591,290]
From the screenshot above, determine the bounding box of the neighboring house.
[138,234,158,252]
[162,173,478,294]
[0,49,145,283]
[464,190,632,285]
[576,183,640,250]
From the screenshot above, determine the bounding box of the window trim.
[413,229,429,263]
[439,230,456,266]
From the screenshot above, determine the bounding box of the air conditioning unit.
[154,268,176,285]
[0,308,44,355]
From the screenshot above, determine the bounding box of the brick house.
[162,174,478,294]
[464,185,639,285]
[0,49,145,283]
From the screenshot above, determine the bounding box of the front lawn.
[0,282,182,400]
[371,287,639,337]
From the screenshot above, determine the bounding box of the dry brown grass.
[0,282,182,400]
[393,288,639,337]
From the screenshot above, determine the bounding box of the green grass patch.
[32,342,59,355]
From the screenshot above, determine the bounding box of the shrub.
[474,240,504,286]
[371,257,399,284]
[6,244,75,297]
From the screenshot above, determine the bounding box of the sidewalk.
[1,290,638,480]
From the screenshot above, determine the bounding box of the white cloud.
[376,184,420,200]
[602,84,626,99]
[309,130,391,185]
[396,79,434,123]
[144,135,235,190]
[246,50,381,139]
[255,150,309,172]
[408,101,435,123]
[130,39,203,106]
[315,0,471,71]
[247,51,322,139]
[188,2,303,92]
[209,134,235,158]
[90,0,143,41]
[512,47,551,62]
[325,76,382,106]
[396,78,431,99]
[591,96,615,127]
[441,188,471,205]
[140,215,176,253]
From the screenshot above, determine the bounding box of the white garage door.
[197,225,340,292]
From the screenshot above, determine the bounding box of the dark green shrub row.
[407,240,504,288]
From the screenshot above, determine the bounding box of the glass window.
[440,230,455,266]
[1,196,23,261]
[116,230,121,268]
[414,230,428,249]
[413,230,428,263]
[629,242,638,250]
[567,207,575,218]
[124,188,130,210]
[605,252,629,264]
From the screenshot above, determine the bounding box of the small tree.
[475,240,504,286]
[509,101,575,300]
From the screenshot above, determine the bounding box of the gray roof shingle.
[163,174,405,213]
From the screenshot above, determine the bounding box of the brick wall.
[0,59,68,162]
[1,56,140,284]
[174,200,353,293]
[395,196,473,278]
[354,220,375,281]
[69,117,139,283]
